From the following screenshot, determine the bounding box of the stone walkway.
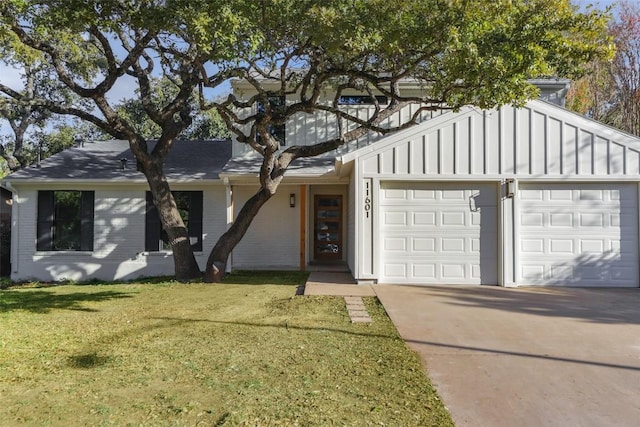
[303,271,375,323]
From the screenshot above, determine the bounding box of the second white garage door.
[379,182,498,284]
[519,183,639,287]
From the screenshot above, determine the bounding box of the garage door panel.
[519,183,638,287]
[380,182,498,285]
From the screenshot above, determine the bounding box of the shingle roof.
[6,139,232,182]
[222,152,337,177]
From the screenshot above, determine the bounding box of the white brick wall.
[232,185,300,269]
[11,184,227,282]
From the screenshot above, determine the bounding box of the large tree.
[0,60,76,172]
[200,0,613,280]
[567,1,640,136]
[0,0,254,280]
[114,76,231,140]
[0,0,612,282]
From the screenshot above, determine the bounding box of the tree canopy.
[0,0,613,281]
[567,0,640,136]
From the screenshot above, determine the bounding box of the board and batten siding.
[232,101,446,157]
[342,99,640,287]
[357,100,640,179]
[11,184,227,282]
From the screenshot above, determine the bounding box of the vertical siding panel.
[409,138,423,176]
[394,145,410,175]
[532,111,546,175]
[330,111,337,145]
[426,131,439,174]
[483,111,488,174]
[502,105,515,174]
[471,113,484,175]
[440,125,455,174]
[437,128,443,174]
[594,136,609,175]
[610,142,624,175]
[547,117,562,175]
[559,119,564,174]
[498,108,503,174]
[563,123,577,175]
[627,149,640,175]
[380,149,394,174]
[456,116,470,175]
[468,115,474,175]
[422,135,427,175]
[362,156,379,175]
[472,114,485,174]
[517,107,531,175]
[512,107,518,175]
[578,130,594,175]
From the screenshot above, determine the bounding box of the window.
[257,95,286,146]
[338,95,388,105]
[145,191,203,252]
[37,190,94,251]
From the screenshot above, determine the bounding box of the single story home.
[4,79,640,287]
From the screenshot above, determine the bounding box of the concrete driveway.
[373,285,640,427]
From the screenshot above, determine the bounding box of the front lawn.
[0,272,452,426]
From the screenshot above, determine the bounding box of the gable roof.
[337,100,640,179]
[5,139,232,183]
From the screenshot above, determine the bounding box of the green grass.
[0,272,452,426]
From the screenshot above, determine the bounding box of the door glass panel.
[318,198,340,207]
[314,195,343,261]
[317,209,339,218]
[317,243,340,253]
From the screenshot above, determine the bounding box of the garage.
[379,182,498,284]
[519,183,639,286]
[342,99,640,287]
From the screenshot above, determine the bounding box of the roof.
[221,152,337,178]
[5,139,232,182]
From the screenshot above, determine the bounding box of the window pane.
[53,191,81,250]
[338,95,388,105]
[161,191,191,250]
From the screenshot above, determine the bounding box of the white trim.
[225,182,234,273]
[511,179,521,287]
[372,178,381,280]
[360,174,640,182]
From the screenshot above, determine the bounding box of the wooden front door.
[313,195,343,261]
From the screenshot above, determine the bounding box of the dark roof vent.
[120,158,128,170]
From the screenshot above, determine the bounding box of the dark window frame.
[145,191,203,252]
[37,190,94,251]
[337,95,389,105]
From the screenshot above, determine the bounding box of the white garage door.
[380,182,498,284]
[519,183,638,287]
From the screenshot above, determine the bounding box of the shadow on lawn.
[150,316,398,341]
[0,290,134,313]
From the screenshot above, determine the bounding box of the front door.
[313,195,343,261]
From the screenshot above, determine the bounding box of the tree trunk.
[204,187,272,282]
[146,168,202,281]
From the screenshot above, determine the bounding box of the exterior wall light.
[290,193,296,208]
[506,179,515,198]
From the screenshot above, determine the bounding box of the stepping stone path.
[344,296,372,323]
